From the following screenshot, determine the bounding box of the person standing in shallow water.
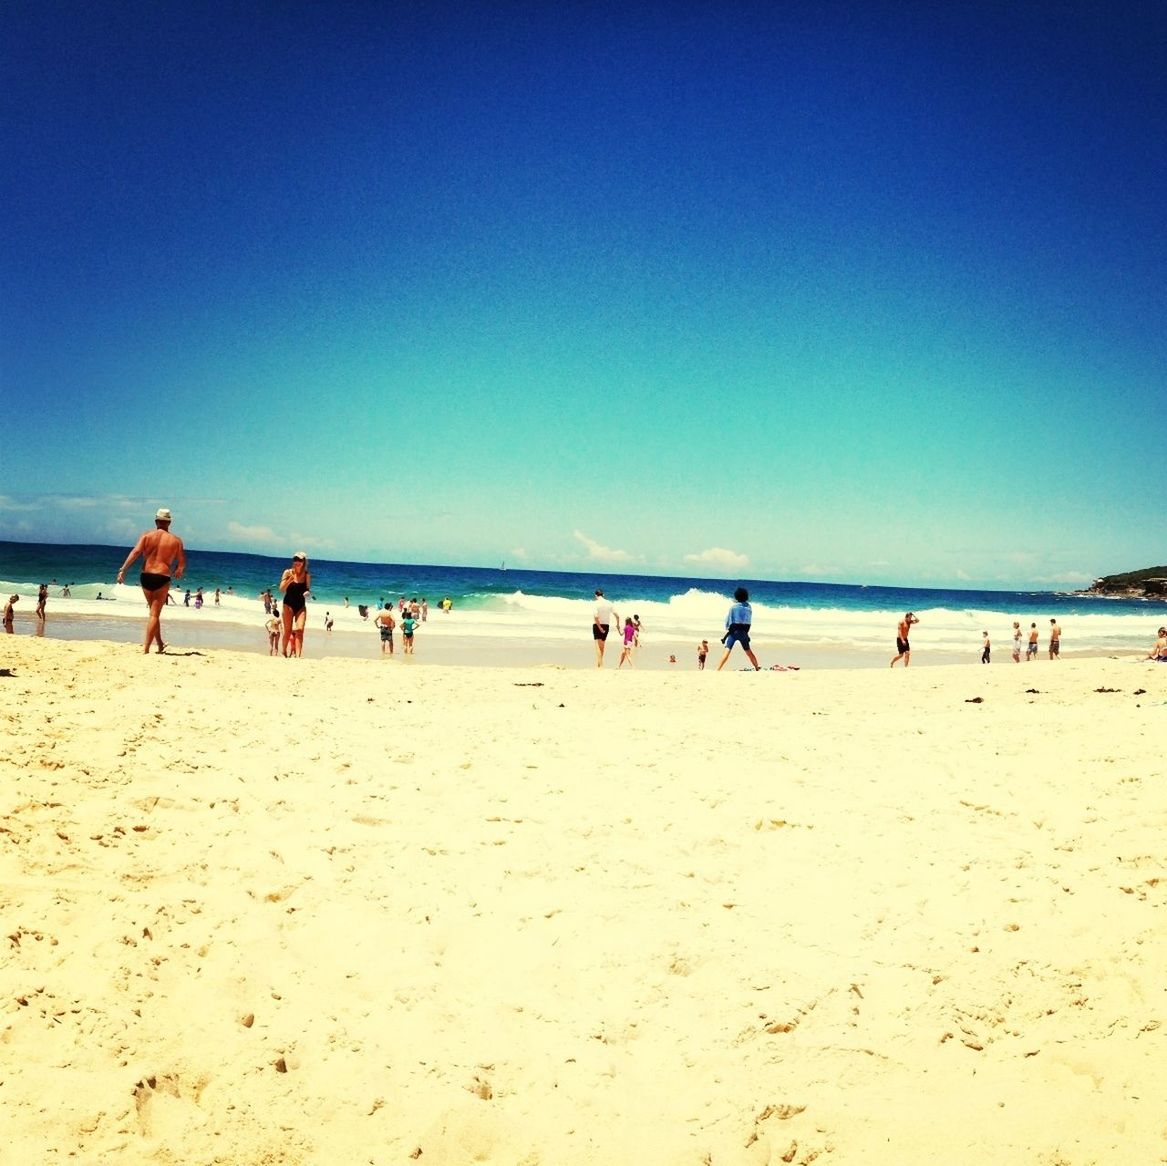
[717,587,761,671]
[116,507,187,654]
[279,552,311,658]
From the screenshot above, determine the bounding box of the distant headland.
[1083,566,1167,600]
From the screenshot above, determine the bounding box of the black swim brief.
[140,572,171,591]
[896,637,910,654]
[593,623,610,641]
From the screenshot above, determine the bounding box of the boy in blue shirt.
[717,587,761,671]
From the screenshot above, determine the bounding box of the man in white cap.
[116,507,187,653]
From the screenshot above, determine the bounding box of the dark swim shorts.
[140,572,171,591]
[593,623,610,641]
[725,624,751,650]
[896,637,910,654]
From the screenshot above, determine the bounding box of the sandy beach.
[3,636,1166,1165]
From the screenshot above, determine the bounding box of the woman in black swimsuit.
[279,552,312,657]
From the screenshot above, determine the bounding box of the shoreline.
[3,609,1143,671]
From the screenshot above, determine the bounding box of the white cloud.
[0,495,41,513]
[684,546,749,572]
[573,530,637,564]
[227,521,284,546]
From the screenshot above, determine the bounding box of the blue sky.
[2,0,1163,587]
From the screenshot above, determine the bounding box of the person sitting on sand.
[1146,627,1167,661]
[717,587,761,671]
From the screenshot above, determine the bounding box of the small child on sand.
[697,640,709,669]
[618,617,636,668]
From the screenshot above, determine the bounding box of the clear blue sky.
[3,1,1163,587]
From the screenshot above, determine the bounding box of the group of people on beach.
[592,585,762,671]
[981,620,1062,664]
[3,584,50,634]
[889,613,1068,667]
[590,589,646,668]
[116,510,314,657]
[371,602,419,656]
[82,508,1167,669]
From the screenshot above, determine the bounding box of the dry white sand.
[3,637,1166,1165]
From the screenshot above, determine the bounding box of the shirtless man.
[890,612,919,667]
[116,508,187,654]
[1048,619,1061,660]
[374,602,396,655]
[1026,622,1039,660]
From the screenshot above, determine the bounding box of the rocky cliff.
[1086,567,1167,598]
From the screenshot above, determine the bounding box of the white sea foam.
[3,580,1159,660]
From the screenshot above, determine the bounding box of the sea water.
[1,540,1161,666]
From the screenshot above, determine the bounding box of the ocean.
[1,540,1161,668]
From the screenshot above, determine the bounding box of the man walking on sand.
[116,507,186,654]
[890,612,919,667]
[1049,619,1061,660]
[592,588,619,667]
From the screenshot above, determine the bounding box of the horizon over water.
[1,539,1162,669]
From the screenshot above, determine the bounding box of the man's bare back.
[136,527,185,576]
[117,510,186,653]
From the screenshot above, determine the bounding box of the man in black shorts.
[592,588,619,667]
[117,507,186,654]
[890,611,919,668]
